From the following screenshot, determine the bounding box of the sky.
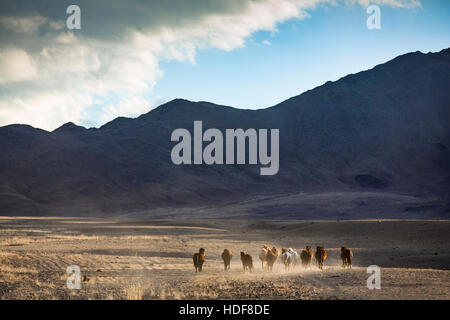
[0,0,448,130]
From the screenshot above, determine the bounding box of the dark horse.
[193,248,206,272]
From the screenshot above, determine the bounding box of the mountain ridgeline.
[1,49,449,217]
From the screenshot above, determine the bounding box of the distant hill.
[0,48,449,218]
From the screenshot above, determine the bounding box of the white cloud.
[0,16,48,34]
[101,96,152,124]
[0,48,37,83]
[0,0,421,130]
[0,90,91,130]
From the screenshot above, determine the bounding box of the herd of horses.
[193,246,354,273]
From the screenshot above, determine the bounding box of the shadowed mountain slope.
[0,48,449,217]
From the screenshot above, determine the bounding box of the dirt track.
[0,217,449,299]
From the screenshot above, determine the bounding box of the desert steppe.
[0,216,449,300]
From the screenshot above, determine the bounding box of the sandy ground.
[0,216,449,300]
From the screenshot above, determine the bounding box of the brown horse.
[193,248,205,272]
[340,247,353,269]
[315,246,327,270]
[221,249,232,270]
[266,247,280,271]
[300,246,314,269]
[240,251,253,272]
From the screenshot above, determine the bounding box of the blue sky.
[0,0,449,130]
[151,0,450,109]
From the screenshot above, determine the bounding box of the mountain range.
[0,48,449,218]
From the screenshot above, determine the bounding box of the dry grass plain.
[0,216,449,300]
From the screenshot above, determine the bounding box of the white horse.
[290,248,300,268]
[281,248,299,272]
[259,245,270,270]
